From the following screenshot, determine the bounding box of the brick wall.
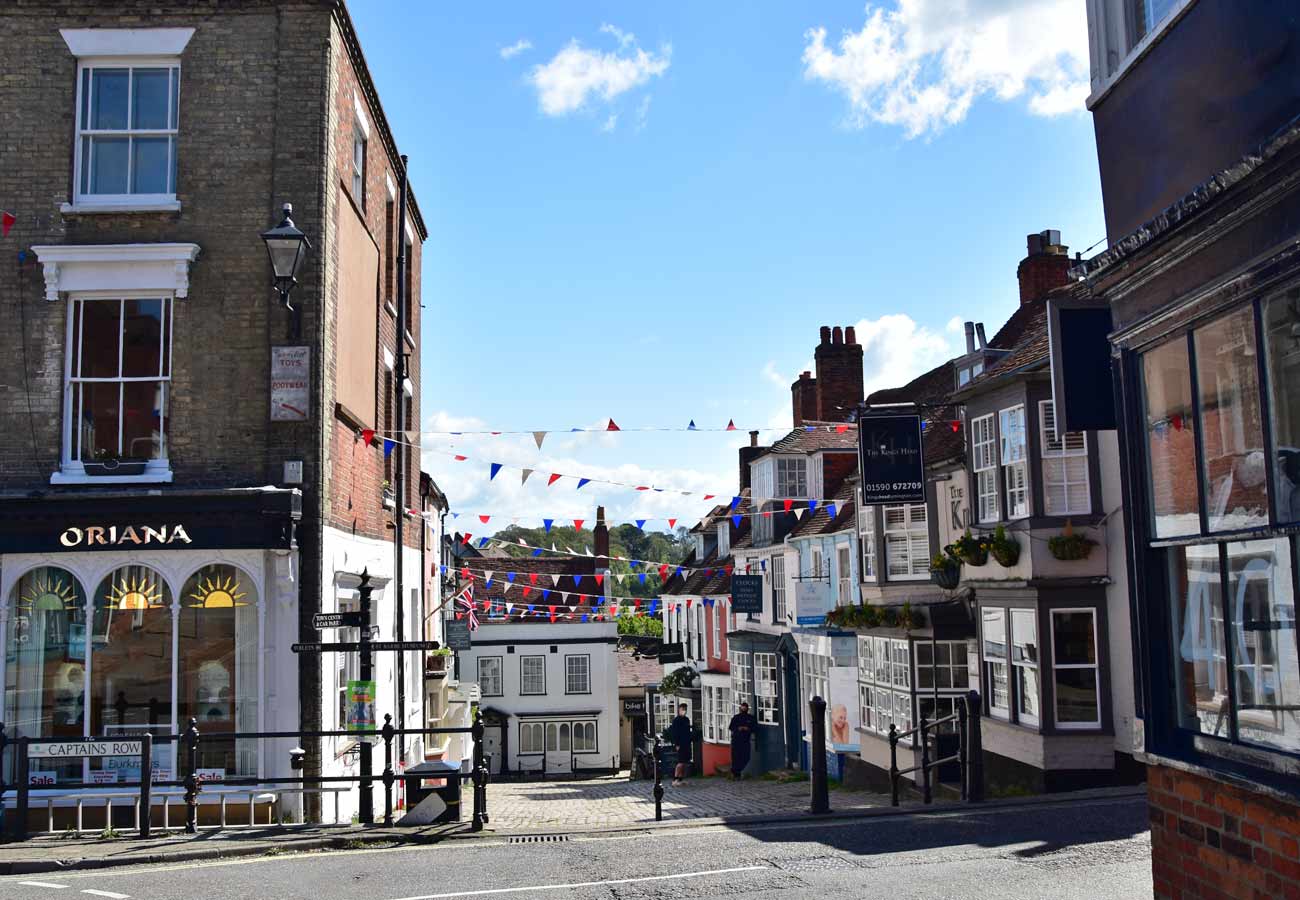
[813,326,864,422]
[791,371,818,428]
[1147,763,1300,899]
[1016,252,1071,305]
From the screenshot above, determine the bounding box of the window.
[1263,288,1300,525]
[718,522,730,558]
[972,414,999,523]
[75,63,180,203]
[383,372,395,490]
[66,296,172,471]
[1040,401,1091,516]
[351,125,367,209]
[754,652,779,724]
[999,406,1028,519]
[702,685,731,743]
[712,603,721,658]
[859,502,876,579]
[545,722,569,752]
[1132,0,1178,42]
[883,505,929,580]
[695,604,705,660]
[477,657,503,697]
[520,656,546,695]
[384,199,396,305]
[519,722,544,754]
[336,593,360,732]
[572,721,597,752]
[564,655,590,694]
[837,546,853,606]
[771,555,787,624]
[800,652,831,735]
[856,637,914,742]
[982,608,1009,719]
[1051,609,1101,729]
[915,641,970,691]
[1142,337,1199,537]
[730,650,753,712]
[812,548,823,579]
[776,457,808,497]
[1011,609,1040,727]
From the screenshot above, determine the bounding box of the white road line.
[387,865,769,900]
[80,891,130,899]
[18,882,70,889]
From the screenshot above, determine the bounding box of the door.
[482,724,503,775]
[545,722,572,775]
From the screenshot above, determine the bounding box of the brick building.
[0,0,433,825]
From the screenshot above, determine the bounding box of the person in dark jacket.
[728,701,757,779]
[669,704,693,786]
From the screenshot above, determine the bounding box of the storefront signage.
[89,770,119,784]
[196,768,226,784]
[29,773,57,786]
[312,612,364,630]
[622,698,646,716]
[794,581,833,626]
[29,739,143,759]
[444,620,472,651]
[657,644,685,664]
[347,679,376,733]
[858,411,925,504]
[270,345,311,422]
[59,524,192,548]
[731,574,764,614]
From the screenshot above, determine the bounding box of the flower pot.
[1049,536,1096,561]
[958,547,988,567]
[84,459,148,477]
[991,541,1020,567]
[931,565,961,589]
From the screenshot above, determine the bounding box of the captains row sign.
[29,739,144,759]
[59,524,194,548]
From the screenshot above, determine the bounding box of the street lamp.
[260,201,311,339]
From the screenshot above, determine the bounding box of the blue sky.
[347,0,1107,531]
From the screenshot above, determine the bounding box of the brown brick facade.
[1148,764,1300,899]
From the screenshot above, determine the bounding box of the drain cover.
[507,834,571,843]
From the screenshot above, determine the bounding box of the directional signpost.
[312,611,364,630]
[292,640,442,653]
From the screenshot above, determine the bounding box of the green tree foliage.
[615,610,663,637]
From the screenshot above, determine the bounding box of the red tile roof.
[617,649,663,688]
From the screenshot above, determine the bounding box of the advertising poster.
[270,345,311,422]
[828,666,861,752]
[347,679,377,733]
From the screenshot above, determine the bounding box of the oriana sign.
[59,524,194,548]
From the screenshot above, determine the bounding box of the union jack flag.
[456,584,480,631]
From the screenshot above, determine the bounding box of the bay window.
[1010,609,1040,727]
[883,504,929,580]
[703,684,731,743]
[856,636,913,741]
[972,414,999,523]
[999,405,1029,519]
[754,652,779,724]
[75,62,180,204]
[1051,609,1101,729]
[729,650,752,711]
[859,502,876,580]
[915,641,971,734]
[1040,400,1091,516]
[982,608,1010,719]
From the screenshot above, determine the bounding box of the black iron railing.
[887,689,984,807]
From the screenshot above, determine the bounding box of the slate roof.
[788,476,857,538]
[617,649,663,688]
[758,424,859,458]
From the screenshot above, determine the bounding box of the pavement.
[0,789,1154,899]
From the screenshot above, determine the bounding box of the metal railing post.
[809,696,830,815]
[139,732,153,838]
[358,571,375,826]
[956,698,969,802]
[15,737,30,841]
[918,715,932,805]
[652,737,664,821]
[183,718,200,834]
[382,715,395,827]
[887,724,899,808]
[471,708,486,832]
[966,690,984,803]
[0,722,7,837]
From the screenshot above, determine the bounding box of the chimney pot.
[832,326,843,345]
[820,326,831,344]
[749,430,759,447]
[976,323,987,349]
[964,321,975,354]
[1027,233,1043,256]
[845,325,856,344]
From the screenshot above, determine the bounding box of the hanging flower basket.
[1049,533,1097,560]
[949,531,988,567]
[930,553,961,589]
[989,525,1021,567]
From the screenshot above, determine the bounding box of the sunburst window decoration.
[101,566,170,611]
[184,565,251,609]
[15,567,84,612]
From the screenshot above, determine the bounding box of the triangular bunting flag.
[607,418,620,431]
[485,571,494,585]
[726,419,736,430]
[808,500,818,513]
[703,495,715,501]
[550,574,561,586]
[521,468,534,485]
[783,498,793,513]
[731,496,742,510]
[489,462,503,480]
[1,211,14,237]
[533,431,547,449]
[668,518,677,529]
[454,454,467,461]
[361,428,375,446]
[574,519,584,531]
[383,439,396,458]
[688,419,697,430]
[543,519,554,533]
[479,515,491,524]
[529,572,538,585]
[826,503,837,519]
[635,519,646,530]
[547,473,562,486]
[506,572,516,582]
[835,423,849,433]
[576,478,591,490]
[595,574,604,587]
[732,515,742,528]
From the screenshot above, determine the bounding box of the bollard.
[918,715,932,805]
[382,715,395,827]
[809,696,830,815]
[965,690,984,803]
[887,723,899,808]
[183,718,200,834]
[957,698,969,802]
[652,737,664,821]
[15,737,30,841]
[139,733,153,838]
[471,708,486,832]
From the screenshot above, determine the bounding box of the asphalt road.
[0,793,1153,900]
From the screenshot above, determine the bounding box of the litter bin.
[402,761,462,824]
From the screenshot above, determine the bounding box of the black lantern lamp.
[260,201,311,338]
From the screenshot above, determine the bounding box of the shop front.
[0,489,301,813]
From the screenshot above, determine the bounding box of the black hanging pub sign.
[857,408,925,505]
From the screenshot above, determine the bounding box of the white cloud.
[945,315,964,334]
[634,95,653,132]
[802,1,1089,138]
[529,27,670,117]
[854,313,958,395]
[500,38,533,60]
[601,113,619,133]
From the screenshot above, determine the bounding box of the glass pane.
[80,68,90,129]
[1195,307,1269,531]
[130,137,170,194]
[131,68,170,129]
[982,608,1006,660]
[179,566,258,777]
[88,136,129,194]
[4,568,88,785]
[1011,610,1037,665]
[1052,611,1096,665]
[121,299,164,376]
[121,380,164,460]
[546,724,556,751]
[80,382,122,460]
[1018,666,1039,721]
[90,566,174,782]
[90,68,129,129]
[1055,669,1099,724]
[1229,538,1300,752]
[1142,338,1199,537]
[80,300,121,377]
[1263,289,1300,524]
[170,68,179,128]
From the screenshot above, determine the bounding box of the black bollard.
[382,714,395,827]
[471,708,486,831]
[809,696,830,815]
[139,732,153,837]
[966,690,984,803]
[183,718,200,834]
[652,737,664,821]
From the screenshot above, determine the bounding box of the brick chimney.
[739,430,764,491]
[1017,229,1071,306]
[593,506,609,571]
[814,324,864,422]
[791,370,818,427]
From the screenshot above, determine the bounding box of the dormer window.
[717,522,730,558]
[776,457,807,497]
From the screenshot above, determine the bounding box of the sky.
[346,0,1108,534]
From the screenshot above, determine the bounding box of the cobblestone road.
[485,774,889,829]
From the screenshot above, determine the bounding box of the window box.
[83,457,149,477]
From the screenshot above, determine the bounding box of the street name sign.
[312,612,364,630]
[292,640,444,653]
[30,739,142,759]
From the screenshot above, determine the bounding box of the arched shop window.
[89,565,173,782]
[4,567,88,784]
[179,564,259,776]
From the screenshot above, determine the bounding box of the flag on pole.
[456,584,480,631]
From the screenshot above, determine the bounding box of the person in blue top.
[669,704,693,786]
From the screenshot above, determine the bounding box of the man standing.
[729,701,757,779]
[669,704,693,787]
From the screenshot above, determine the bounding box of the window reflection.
[1263,289,1300,524]
[1170,545,1228,737]
[1229,538,1300,753]
[1142,339,1200,537]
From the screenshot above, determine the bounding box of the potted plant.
[901,602,924,629]
[426,646,452,673]
[989,525,1021,567]
[930,552,961,589]
[1049,521,1098,561]
[950,529,989,566]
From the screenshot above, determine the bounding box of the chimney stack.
[813,324,864,423]
[593,506,609,570]
[1017,229,1071,306]
[964,321,975,354]
[791,370,818,428]
[975,323,987,349]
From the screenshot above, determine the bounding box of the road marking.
[387,865,769,899]
[18,882,70,889]
[80,891,130,899]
